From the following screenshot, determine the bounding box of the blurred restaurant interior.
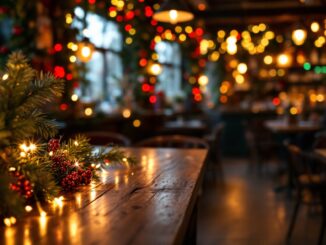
[0,0,326,244]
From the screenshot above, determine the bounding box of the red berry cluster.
[47,138,93,192]
[60,169,92,191]
[10,171,33,199]
[48,138,60,152]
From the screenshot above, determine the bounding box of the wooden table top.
[265,120,321,134]
[1,147,208,245]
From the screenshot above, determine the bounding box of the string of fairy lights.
[53,0,325,119]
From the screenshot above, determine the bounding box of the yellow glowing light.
[53,196,64,207]
[179,34,187,42]
[229,59,238,68]
[122,109,131,118]
[230,30,238,37]
[74,141,79,146]
[259,23,266,31]
[185,26,193,33]
[109,10,117,18]
[198,75,209,86]
[311,22,320,32]
[69,55,77,63]
[2,73,9,80]
[71,94,79,102]
[65,13,73,24]
[40,211,47,217]
[154,36,162,43]
[125,37,133,45]
[269,69,277,77]
[4,218,11,227]
[237,63,248,74]
[25,205,33,212]
[252,25,260,34]
[209,51,220,62]
[265,31,275,40]
[133,119,141,127]
[20,143,29,152]
[148,63,162,76]
[29,143,36,152]
[77,42,94,62]
[20,152,26,158]
[235,74,245,84]
[175,26,182,33]
[277,53,291,67]
[264,55,273,65]
[217,30,226,39]
[290,107,298,115]
[129,28,136,35]
[317,94,325,102]
[226,36,237,44]
[227,44,237,55]
[49,151,53,156]
[168,10,178,23]
[84,108,93,117]
[292,29,307,46]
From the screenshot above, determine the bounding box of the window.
[73,7,123,109]
[155,41,182,99]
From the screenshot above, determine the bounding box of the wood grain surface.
[0,147,207,245]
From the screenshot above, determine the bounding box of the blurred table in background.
[265,120,321,134]
[159,119,207,137]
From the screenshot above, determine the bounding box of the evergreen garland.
[0,52,136,223]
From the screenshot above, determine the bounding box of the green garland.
[0,52,137,224]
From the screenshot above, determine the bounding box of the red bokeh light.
[88,0,96,4]
[142,83,150,92]
[149,95,157,104]
[139,58,148,67]
[272,97,281,106]
[125,24,132,32]
[60,103,68,111]
[54,66,65,78]
[66,73,73,80]
[54,43,63,52]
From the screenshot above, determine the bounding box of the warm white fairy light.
[25,205,33,212]
[2,73,9,80]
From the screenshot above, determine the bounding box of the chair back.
[313,131,326,149]
[211,123,224,161]
[135,135,209,149]
[82,131,131,146]
[285,143,322,188]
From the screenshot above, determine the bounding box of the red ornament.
[124,24,132,32]
[66,73,73,80]
[139,58,147,67]
[88,0,96,4]
[54,43,63,52]
[144,6,153,17]
[142,83,150,92]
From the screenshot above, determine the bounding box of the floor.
[198,158,323,245]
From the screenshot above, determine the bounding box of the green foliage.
[0,52,65,147]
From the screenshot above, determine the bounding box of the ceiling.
[187,0,326,28]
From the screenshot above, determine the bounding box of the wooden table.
[1,147,207,245]
[265,120,321,134]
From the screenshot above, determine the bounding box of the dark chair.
[244,120,280,171]
[82,131,131,146]
[285,143,326,244]
[135,134,209,149]
[313,131,326,149]
[205,123,224,181]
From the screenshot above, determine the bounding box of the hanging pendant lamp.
[153,0,194,24]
